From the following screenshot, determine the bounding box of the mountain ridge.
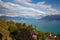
[0,15,60,21]
[40,15,60,21]
[0,16,36,20]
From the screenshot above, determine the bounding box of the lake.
[15,20,60,34]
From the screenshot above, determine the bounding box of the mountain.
[1,15,60,21]
[0,16,36,20]
[0,16,27,20]
[40,15,60,21]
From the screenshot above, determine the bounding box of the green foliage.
[38,31,45,35]
[27,25,33,31]
[16,23,23,29]
[22,23,27,28]
[8,24,18,32]
[16,28,34,40]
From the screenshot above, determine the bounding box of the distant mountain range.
[0,16,26,20]
[0,15,60,21]
[40,15,60,21]
[0,16,36,20]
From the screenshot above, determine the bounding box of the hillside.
[0,18,60,40]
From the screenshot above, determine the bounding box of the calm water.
[15,20,60,34]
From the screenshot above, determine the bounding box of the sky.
[0,0,60,19]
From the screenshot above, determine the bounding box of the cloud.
[0,0,59,19]
[0,0,46,19]
[15,0,31,3]
[15,0,59,14]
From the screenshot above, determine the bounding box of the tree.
[8,24,18,33]
[22,23,27,29]
[27,25,33,31]
[16,23,23,30]
[16,28,34,40]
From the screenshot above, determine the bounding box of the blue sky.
[0,0,60,19]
